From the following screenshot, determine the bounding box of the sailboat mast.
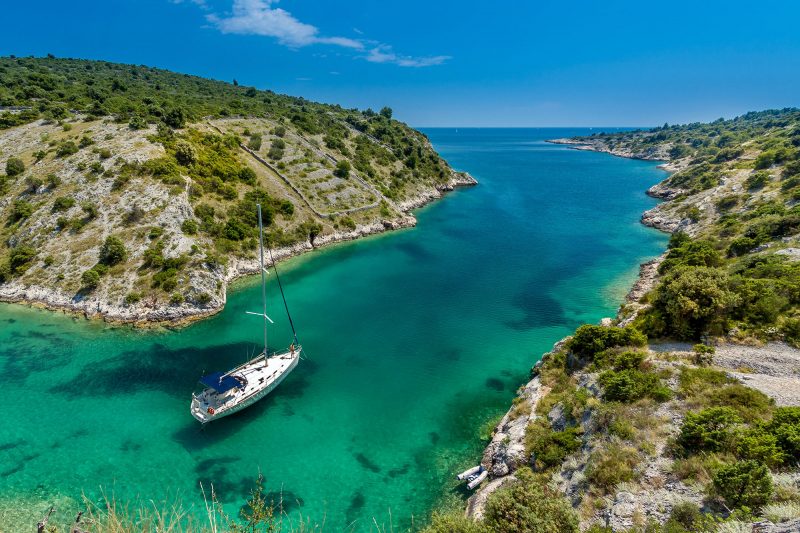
[257,204,268,358]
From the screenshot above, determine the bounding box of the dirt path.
[650,341,800,406]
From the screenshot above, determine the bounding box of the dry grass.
[761,502,800,523]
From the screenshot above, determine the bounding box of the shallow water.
[0,128,667,530]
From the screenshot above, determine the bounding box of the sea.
[0,128,668,531]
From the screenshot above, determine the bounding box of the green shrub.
[239,167,257,185]
[196,292,212,305]
[9,245,36,274]
[129,115,148,130]
[526,421,582,471]
[340,216,356,230]
[585,444,639,491]
[56,140,79,157]
[783,318,800,347]
[566,325,647,360]
[52,196,75,212]
[599,369,671,403]
[766,407,800,460]
[422,512,487,533]
[9,200,34,222]
[746,171,770,190]
[736,428,786,468]
[665,502,707,532]
[99,236,127,266]
[728,237,757,257]
[334,160,351,178]
[124,292,142,305]
[706,384,774,422]
[677,407,742,455]
[247,134,262,151]
[181,219,198,235]
[712,460,773,509]
[81,268,101,290]
[660,237,723,272]
[483,469,579,532]
[169,292,184,305]
[174,139,197,165]
[5,156,25,176]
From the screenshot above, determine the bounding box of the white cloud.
[207,0,343,48]
[197,0,449,67]
[365,45,451,68]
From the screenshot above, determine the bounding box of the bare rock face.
[646,182,686,200]
[466,376,548,518]
[641,207,684,233]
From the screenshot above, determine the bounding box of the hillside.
[0,57,474,324]
[424,110,800,533]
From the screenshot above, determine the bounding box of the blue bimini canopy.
[200,372,242,393]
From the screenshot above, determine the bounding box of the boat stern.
[190,393,214,424]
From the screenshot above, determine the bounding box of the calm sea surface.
[0,128,667,530]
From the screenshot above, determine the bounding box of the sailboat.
[190,204,301,424]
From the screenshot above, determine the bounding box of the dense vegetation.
[0,57,465,310]
[574,108,800,344]
[0,55,454,195]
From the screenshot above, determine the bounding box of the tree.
[712,460,772,509]
[9,245,36,274]
[81,269,101,290]
[163,107,186,129]
[333,160,351,178]
[5,157,25,177]
[652,266,740,339]
[99,236,128,266]
[9,200,33,222]
[380,106,393,119]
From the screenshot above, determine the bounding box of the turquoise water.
[0,129,667,530]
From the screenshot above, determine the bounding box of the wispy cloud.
[365,45,451,68]
[193,0,448,67]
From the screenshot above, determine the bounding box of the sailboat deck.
[191,350,299,423]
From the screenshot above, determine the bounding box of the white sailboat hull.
[190,348,300,424]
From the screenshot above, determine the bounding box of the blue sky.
[2,0,799,127]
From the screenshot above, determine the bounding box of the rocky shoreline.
[466,141,676,519]
[0,171,476,327]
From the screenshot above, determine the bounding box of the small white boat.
[467,469,488,490]
[190,204,301,424]
[457,465,482,480]
[457,465,487,489]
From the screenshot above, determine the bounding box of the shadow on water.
[47,342,260,399]
[1,331,74,381]
[505,282,566,330]
[193,456,253,503]
[395,240,434,261]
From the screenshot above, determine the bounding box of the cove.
[0,128,668,530]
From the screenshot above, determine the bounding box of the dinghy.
[456,465,487,489]
[190,204,301,424]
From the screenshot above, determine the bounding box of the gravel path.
[651,341,800,406]
[714,342,800,406]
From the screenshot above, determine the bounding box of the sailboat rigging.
[190,204,301,423]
